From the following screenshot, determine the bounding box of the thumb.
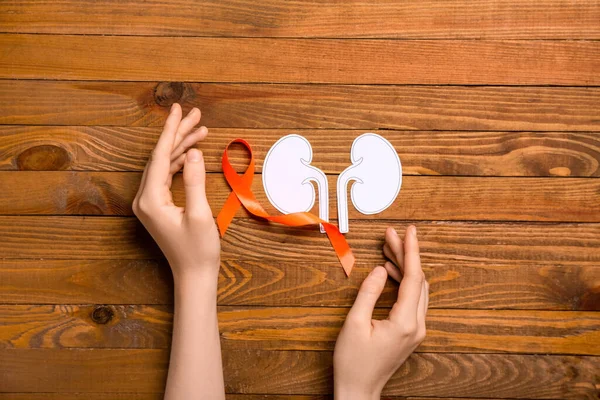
[183,149,210,217]
[347,266,388,324]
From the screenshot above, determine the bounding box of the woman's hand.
[133,103,220,282]
[333,225,429,399]
[134,104,225,400]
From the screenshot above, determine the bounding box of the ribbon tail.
[217,191,241,237]
[323,223,355,276]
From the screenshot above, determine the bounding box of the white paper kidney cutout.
[262,134,329,232]
[337,133,402,233]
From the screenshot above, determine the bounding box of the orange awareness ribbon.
[217,139,355,276]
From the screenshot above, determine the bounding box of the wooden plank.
[2,172,600,223]
[1,396,459,400]
[0,217,599,267]
[0,396,512,400]
[0,395,164,400]
[1,0,599,39]
[0,396,497,400]
[1,305,599,355]
[1,35,599,85]
[0,396,514,400]
[0,260,174,305]
[0,395,330,400]
[1,260,598,311]
[3,126,600,177]
[1,349,598,398]
[2,81,599,131]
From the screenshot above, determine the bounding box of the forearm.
[164,269,225,400]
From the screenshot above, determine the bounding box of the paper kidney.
[262,134,329,232]
[337,133,402,233]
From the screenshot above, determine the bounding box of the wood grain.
[1,260,598,311]
[1,305,599,355]
[2,0,599,39]
[3,126,600,177]
[0,396,517,400]
[2,0,599,398]
[1,349,598,398]
[0,395,165,400]
[2,81,599,131]
[0,395,334,400]
[2,35,600,84]
[3,171,600,222]
[0,217,599,268]
[0,396,507,400]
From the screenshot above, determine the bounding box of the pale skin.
[134,103,428,399]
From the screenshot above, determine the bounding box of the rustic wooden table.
[1,1,600,399]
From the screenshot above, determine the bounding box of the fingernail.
[410,225,417,237]
[171,103,177,111]
[188,108,197,116]
[187,149,202,162]
[392,228,398,236]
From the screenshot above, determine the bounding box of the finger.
[383,243,399,268]
[173,108,201,152]
[146,103,182,194]
[390,225,423,323]
[383,261,402,283]
[171,126,208,162]
[170,153,187,176]
[166,153,187,188]
[346,266,388,325]
[385,227,405,273]
[183,148,211,217]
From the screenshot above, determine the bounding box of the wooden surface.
[0,1,599,399]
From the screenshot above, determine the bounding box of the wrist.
[173,266,220,298]
[172,261,220,282]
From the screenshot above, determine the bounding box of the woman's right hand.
[333,225,429,399]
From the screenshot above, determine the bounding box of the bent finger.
[171,126,208,162]
[385,227,405,273]
[390,225,423,324]
[170,153,187,176]
[383,243,399,268]
[166,153,187,188]
[173,108,201,151]
[383,261,402,283]
[346,266,388,325]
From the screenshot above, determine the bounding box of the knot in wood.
[91,305,114,324]
[154,82,185,107]
[17,144,71,170]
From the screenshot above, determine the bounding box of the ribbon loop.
[217,139,355,276]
